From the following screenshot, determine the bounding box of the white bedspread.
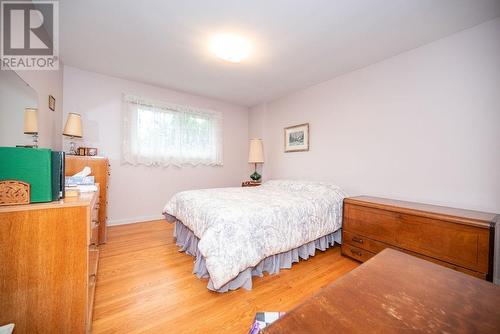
[162,180,346,289]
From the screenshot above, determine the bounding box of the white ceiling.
[59,0,500,107]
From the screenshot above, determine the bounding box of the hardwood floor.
[92,220,359,334]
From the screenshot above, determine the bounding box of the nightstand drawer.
[341,244,375,262]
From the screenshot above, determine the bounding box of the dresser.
[0,190,100,333]
[342,196,497,281]
[65,155,109,244]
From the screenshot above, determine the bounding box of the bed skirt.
[168,218,342,292]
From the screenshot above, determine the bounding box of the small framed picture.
[77,147,86,156]
[48,95,55,111]
[87,148,98,156]
[284,123,309,152]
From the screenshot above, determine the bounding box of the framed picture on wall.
[284,123,309,152]
[48,95,55,111]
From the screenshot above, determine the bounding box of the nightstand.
[242,181,261,187]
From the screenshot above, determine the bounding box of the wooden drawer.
[90,220,99,246]
[343,230,386,253]
[343,230,486,279]
[88,245,99,277]
[344,204,400,244]
[396,215,490,273]
[87,245,99,331]
[341,244,375,262]
[87,240,99,331]
[409,250,486,280]
[87,273,97,332]
[91,203,99,222]
[344,204,490,273]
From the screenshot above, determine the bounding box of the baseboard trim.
[108,214,165,226]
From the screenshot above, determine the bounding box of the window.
[122,95,223,166]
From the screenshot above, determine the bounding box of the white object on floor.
[0,324,15,334]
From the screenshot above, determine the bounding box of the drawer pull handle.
[350,249,362,256]
[352,237,363,244]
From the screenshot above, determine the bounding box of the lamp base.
[32,133,38,148]
[68,141,77,155]
[250,171,261,182]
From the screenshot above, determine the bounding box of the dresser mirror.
[0,68,38,147]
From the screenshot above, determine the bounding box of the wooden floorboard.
[92,220,359,334]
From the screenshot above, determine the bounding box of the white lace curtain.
[122,95,223,167]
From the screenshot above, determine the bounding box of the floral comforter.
[162,180,346,289]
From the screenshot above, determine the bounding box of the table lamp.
[24,107,38,148]
[248,138,264,182]
[63,113,82,155]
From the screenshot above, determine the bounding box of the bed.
[162,180,347,292]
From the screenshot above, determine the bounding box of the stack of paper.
[65,166,98,195]
[75,184,98,193]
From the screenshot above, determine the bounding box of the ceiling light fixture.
[210,33,251,63]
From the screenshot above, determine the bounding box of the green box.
[0,147,53,203]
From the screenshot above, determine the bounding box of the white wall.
[248,103,269,179]
[63,66,249,225]
[253,18,500,213]
[250,19,500,282]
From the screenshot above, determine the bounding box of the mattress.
[162,180,347,289]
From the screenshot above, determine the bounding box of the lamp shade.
[63,113,83,138]
[24,107,38,134]
[248,138,264,163]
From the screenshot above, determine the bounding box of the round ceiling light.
[210,33,251,63]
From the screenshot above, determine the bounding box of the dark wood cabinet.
[342,196,497,281]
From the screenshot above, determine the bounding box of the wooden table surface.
[263,248,500,333]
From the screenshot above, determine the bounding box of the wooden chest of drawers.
[0,190,100,333]
[341,196,497,281]
[66,156,109,244]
